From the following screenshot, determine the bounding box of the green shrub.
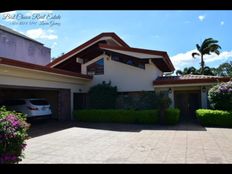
[164,108,180,125]
[74,109,159,124]
[208,81,232,111]
[88,81,118,109]
[0,106,30,164]
[116,91,161,110]
[196,109,232,127]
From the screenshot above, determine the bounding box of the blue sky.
[0,10,232,71]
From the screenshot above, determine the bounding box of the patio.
[20,121,232,164]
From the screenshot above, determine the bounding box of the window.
[112,55,146,69]
[30,99,49,105]
[87,58,104,75]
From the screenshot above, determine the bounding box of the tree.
[199,66,215,75]
[192,38,221,74]
[88,81,118,109]
[175,66,215,76]
[216,61,232,77]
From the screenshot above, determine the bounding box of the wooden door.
[174,91,201,122]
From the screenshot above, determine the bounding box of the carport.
[0,57,92,121]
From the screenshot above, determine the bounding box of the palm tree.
[192,38,221,74]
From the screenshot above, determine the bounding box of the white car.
[2,98,52,118]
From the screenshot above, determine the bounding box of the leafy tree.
[175,66,215,76]
[176,70,183,76]
[192,38,221,74]
[216,61,232,77]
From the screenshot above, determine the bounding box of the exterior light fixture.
[202,86,206,93]
[168,88,172,94]
[79,89,82,93]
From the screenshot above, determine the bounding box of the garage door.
[0,85,71,121]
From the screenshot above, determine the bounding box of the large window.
[111,55,145,69]
[87,58,104,75]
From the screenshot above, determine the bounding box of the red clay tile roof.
[47,32,129,67]
[47,32,175,72]
[153,75,231,86]
[0,57,92,80]
[99,44,175,72]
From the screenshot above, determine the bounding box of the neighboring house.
[0,25,230,120]
[0,24,50,65]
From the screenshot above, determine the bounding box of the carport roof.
[0,57,92,80]
[153,75,231,86]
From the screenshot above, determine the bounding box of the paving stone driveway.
[20,120,232,164]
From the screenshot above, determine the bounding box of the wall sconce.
[168,88,172,94]
[202,86,206,93]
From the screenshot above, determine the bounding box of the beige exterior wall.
[0,64,90,119]
[82,54,163,92]
[155,84,216,109]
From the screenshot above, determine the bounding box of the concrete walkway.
[20,121,232,164]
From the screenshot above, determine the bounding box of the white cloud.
[171,49,232,70]
[220,21,224,26]
[170,49,198,70]
[204,50,232,63]
[25,28,58,40]
[198,15,205,22]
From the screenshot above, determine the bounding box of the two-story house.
[0,25,230,121]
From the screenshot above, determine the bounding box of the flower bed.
[0,107,30,164]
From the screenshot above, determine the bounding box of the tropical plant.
[192,38,221,74]
[176,66,215,76]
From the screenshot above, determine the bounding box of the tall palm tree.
[192,38,221,74]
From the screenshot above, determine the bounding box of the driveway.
[20,120,232,163]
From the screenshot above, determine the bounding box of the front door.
[174,91,201,122]
[73,93,87,110]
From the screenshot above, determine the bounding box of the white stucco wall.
[82,54,163,92]
[0,30,51,65]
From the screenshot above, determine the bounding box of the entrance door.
[174,91,201,122]
[73,93,87,110]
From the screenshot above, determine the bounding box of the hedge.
[196,109,232,127]
[164,108,180,125]
[74,109,159,124]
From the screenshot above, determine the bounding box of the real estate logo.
[1,12,61,27]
